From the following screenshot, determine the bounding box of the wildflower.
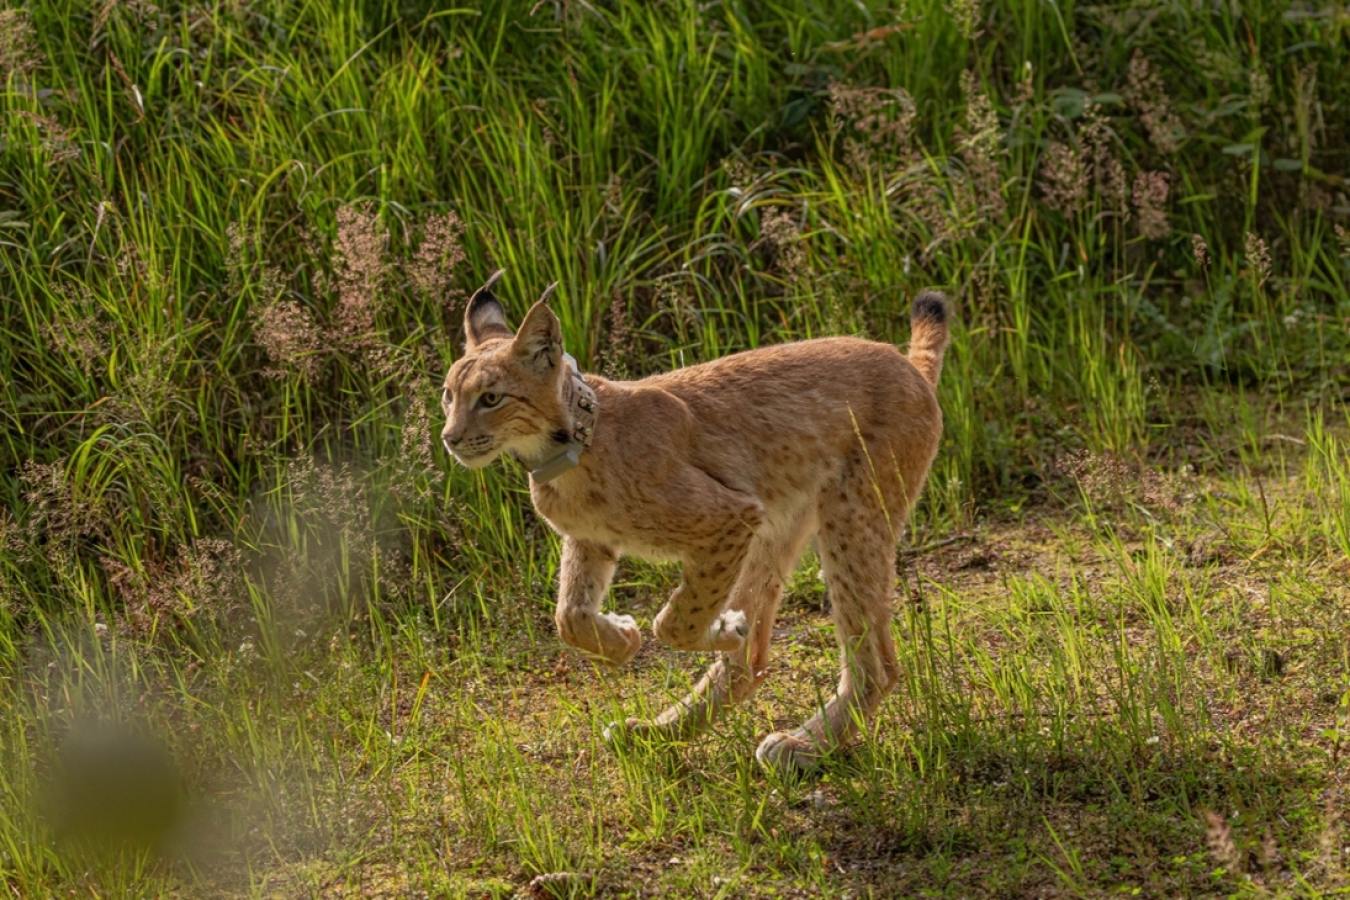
[91,0,161,40]
[1099,156,1129,222]
[1204,811,1243,874]
[721,157,754,193]
[0,8,41,79]
[44,290,107,374]
[600,289,640,379]
[252,297,324,379]
[759,207,808,279]
[1244,231,1271,288]
[0,508,27,577]
[908,181,949,250]
[329,202,389,348]
[945,0,979,38]
[102,539,243,636]
[1061,450,1181,512]
[828,82,916,172]
[399,385,434,472]
[602,172,624,216]
[1248,65,1270,112]
[225,221,248,294]
[958,70,1005,221]
[1080,105,1128,220]
[1063,450,1133,507]
[1125,51,1184,154]
[1132,170,1170,240]
[1039,141,1087,216]
[230,222,322,378]
[388,409,437,503]
[285,456,372,549]
[961,70,998,140]
[407,209,466,303]
[20,458,106,547]
[1192,233,1209,268]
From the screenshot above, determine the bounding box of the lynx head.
[441,272,571,470]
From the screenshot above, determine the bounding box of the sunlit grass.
[1,0,1347,894]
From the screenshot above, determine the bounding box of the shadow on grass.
[755,728,1333,894]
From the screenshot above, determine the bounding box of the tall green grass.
[1,0,1347,894]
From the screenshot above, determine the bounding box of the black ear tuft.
[911,291,948,325]
[464,269,512,348]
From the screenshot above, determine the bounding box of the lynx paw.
[652,604,748,652]
[601,717,644,747]
[708,609,748,652]
[755,730,823,776]
[599,612,642,666]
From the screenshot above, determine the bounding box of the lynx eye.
[478,392,504,409]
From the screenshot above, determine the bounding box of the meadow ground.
[1,1,1348,896]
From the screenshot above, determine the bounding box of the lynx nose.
[442,428,460,454]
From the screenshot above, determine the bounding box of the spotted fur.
[441,281,951,772]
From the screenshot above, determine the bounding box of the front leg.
[554,538,640,666]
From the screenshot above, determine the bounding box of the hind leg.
[757,474,904,773]
[607,517,811,743]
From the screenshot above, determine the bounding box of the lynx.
[441,271,950,772]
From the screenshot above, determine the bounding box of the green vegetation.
[2,0,1347,895]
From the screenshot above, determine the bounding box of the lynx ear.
[463,269,512,349]
[512,284,561,373]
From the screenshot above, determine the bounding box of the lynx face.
[441,279,569,470]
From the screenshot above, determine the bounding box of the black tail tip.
[912,291,948,325]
